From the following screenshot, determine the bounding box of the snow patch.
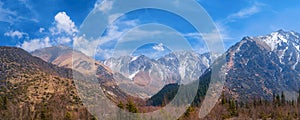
[278,34,288,43]
[296,45,300,51]
[130,56,139,62]
[291,53,299,70]
[202,57,209,67]
[129,70,139,80]
[291,32,299,39]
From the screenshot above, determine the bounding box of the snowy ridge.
[233,30,300,68]
[256,30,300,51]
[103,51,217,85]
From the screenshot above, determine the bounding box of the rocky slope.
[31,46,136,102]
[223,30,300,100]
[0,47,94,119]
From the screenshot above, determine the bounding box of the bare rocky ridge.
[32,46,137,102]
[32,45,219,99]
[0,47,93,119]
[223,30,300,101]
[149,30,300,107]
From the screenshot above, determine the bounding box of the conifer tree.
[117,101,124,109]
[276,94,280,106]
[229,99,238,116]
[221,93,226,105]
[297,89,300,105]
[126,100,138,113]
[281,91,285,105]
[184,106,194,117]
[64,112,72,120]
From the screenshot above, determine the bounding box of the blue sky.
[0,0,300,59]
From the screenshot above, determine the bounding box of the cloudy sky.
[0,0,300,60]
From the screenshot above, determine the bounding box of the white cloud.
[200,30,225,53]
[183,29,226,53]
[184,30,223,42]
[17,11,78,52]
[57,37,72,44]
[153,43,165,51]
[184,32,201,40]
[0,1,17,23]
[39,28,45,33]
[108,13,123,24]
[230,6,259,18]
[94,0,114,13]
[96,48,114,60]
[18,37,51,52]
[99,19,139,45]
[4,30,27,39]
[18,0,38,23]
[200,31,221,42]
[0,1,38,24]
[215,23,233,41]
[47,11,78,45]
[74,35,99,57]
[73,18,140,58]
[50,12,78,36]
[117,27,167,43]
[172,0,180,6]
[184,23,232,42]
[226,2,265,22]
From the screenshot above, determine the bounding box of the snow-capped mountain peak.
[102,51,218,97]
[254,30,300,51]
[222,30,300,100]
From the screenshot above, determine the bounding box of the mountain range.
[223,30,300,100]
[0,47,93,119]
[1,30,300,119]
[150,30,300,105]
[103,51,219,98]
[29,29,300,101]
[31,45,142,103]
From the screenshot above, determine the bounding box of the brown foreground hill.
[0,47,96,119]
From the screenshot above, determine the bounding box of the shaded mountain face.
[103,51,218,98]
[223,30,300,100]
[147,70,213,107]
[0,47,93,119]
[157,51,219,84]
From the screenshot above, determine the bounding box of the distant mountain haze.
[31,45,111,75]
